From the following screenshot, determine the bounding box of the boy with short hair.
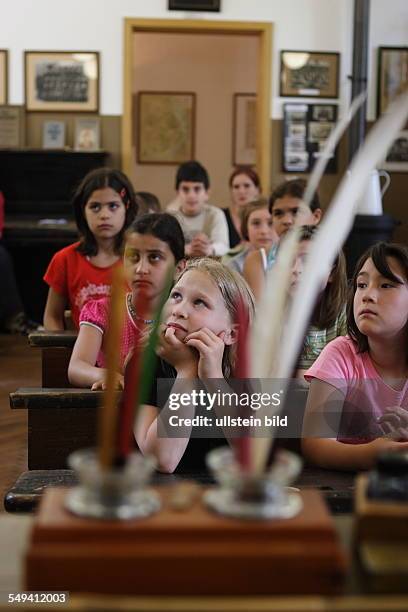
[168,161,229,257]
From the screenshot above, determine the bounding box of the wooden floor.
[0,334,41,512]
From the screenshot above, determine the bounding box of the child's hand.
[366,436,408,466]
[91,372,124,391]
[157,325,198,378]
[186,233,213,257]
[185,328,225,379]
[377,406,408,441]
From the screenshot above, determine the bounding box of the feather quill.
[250,94,367,472]
[252,91,408,473]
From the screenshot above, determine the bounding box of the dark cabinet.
[0,150,109,321]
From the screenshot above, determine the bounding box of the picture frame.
[137,91,195,164]
[380,130,408,172]
[282,102,338,173]
[25,51,99,112]
[377,46,408,116]
[0,50,8,105]
[280,51,340,98]
[168,0,221,11]
[42,120,65,149]
[74,117,100,151]
[0,105,25,148]
[232,93,257,166]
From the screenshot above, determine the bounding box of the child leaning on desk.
[135,258,255,474]
[68,213,185,390]
[302,242,408,471]
[43,168,138,330]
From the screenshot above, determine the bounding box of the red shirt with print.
[43,242,122,328]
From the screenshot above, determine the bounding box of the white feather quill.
[250,94,367,472]
[278,91,408,381]
[250,90,408,473]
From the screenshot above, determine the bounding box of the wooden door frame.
[122,18,272,194]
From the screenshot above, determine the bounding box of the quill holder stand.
[65,448,160,520]
[204,446,303,520]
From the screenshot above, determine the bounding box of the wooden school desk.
[28,330,77,388]
[4,465,355,514]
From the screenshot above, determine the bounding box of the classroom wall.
[132,32,258,207]
[2,0,408,240]
[4,0,407,119]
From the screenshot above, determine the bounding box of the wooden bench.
[28,330,77,387]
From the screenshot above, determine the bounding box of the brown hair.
[176,258,255,377]
[229,166,261,190]
[269,178,321,214]
[347,242,408,355]
[240,198,269,241]
[298,225,348,328]
[73,167,138,256]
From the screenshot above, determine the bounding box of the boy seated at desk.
[167,161,229,258]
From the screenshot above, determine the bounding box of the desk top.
[4,465,355,515]
[28,331,77,348]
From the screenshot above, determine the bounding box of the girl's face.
[231,173,260,208]
[271,196,320,238]
[353,256,408,341]
[165,270,235,344]
[124,232,176,306]
[289,240,310,297]
[247,208,274,249]
[84,187,126,240]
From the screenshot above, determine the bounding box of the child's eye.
[357,282,367,289]
[149,253,162,263]
[89,203,101,212]
[381,282,395,289]
[194,298,207,307]
[170,291,182,301]
[109,202,120,211]
[273,210,283,218]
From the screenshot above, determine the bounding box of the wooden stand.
[25,486,346,596]
[354,474,408,588]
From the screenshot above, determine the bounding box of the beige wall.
[132,31,258,209]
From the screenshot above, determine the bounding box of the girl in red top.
[43,168,138,329]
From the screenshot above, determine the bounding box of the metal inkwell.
[65,448,161,520]
[204,446,303,520]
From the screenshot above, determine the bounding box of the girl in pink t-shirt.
[43,168,138,329]
[68,213,185,389]
[302,242,408,471]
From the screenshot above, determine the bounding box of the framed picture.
[0,105,25,148]
[380,130,408,172]
[280,51,340,98]
[137,91,195,164]
[25,51,99,112]
[282,102,338,173]
[42,120,65,149]
[74,117,100,151]
[0,50,8,104]
[168,0,221,10]
[377,46,408,116]
[232,93,257,166]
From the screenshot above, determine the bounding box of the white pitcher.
[356,169,391,215]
